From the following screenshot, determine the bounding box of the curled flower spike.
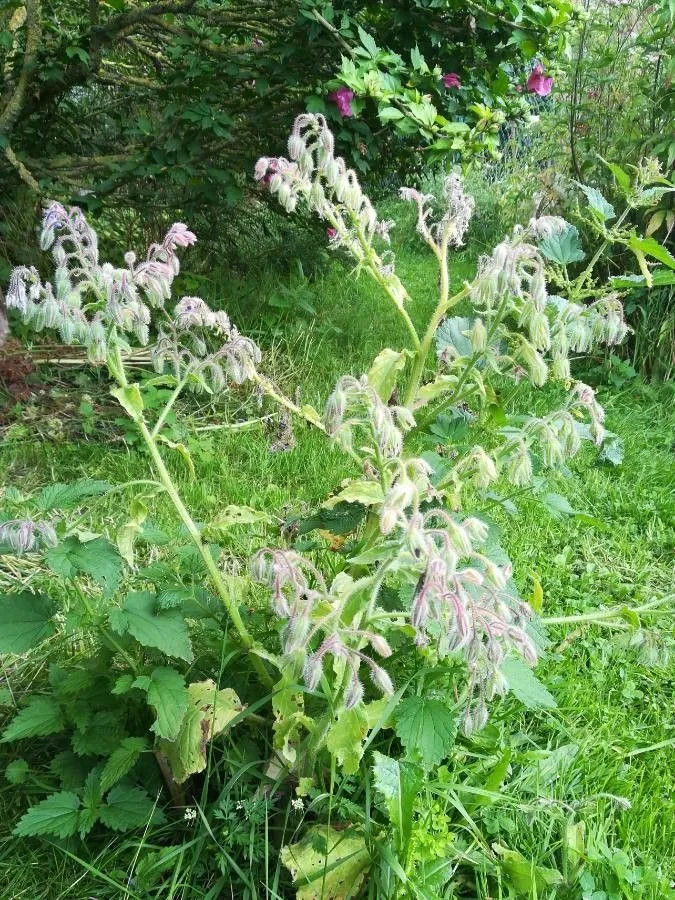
[400,174,475,249]
[0,518,58,554]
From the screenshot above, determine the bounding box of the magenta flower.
[442,72,462,90]
[329,87,354,118]
[526,64,553,97]
[327,227,338,240]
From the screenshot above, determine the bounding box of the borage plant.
[2,118,667,895]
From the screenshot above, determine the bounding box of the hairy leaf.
[493,843,563,893]
[326,707,370,775]
[146,667,188,740]
[539,225,586,265]
[0,591,55,654]
[372,751,421,854]
[436,316,473,359]
[281,825,370,900]
[501,656,556,709]
[367,348,408,402]
[394,697,456,769]
[323,480,384,510]
[157,680,243,783]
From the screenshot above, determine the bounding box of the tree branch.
[0,0,41,137]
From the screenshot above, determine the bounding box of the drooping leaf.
[146,667,188,740]
[394,698,456,769]
[13,791,81,839]
[602,160,630,193]
[367,348,408,402]
[326,706,370,775]
[493,843,563,893]
[539,224,586,265]
[540,492,578,518]
[100,737,149,792]
[35,479,113,512]
[628,234,675,270]
[436,316,473,359]
[111,384,144,418]
[501,657,556,710]
[99,784,165,832]
[110,591,193,662]
[281,825,370,900]
[576,183,615,221]
[1,696,65,742]
[372,751,421,854]
[156,680,243,783]
[46,536,123,597]
[0,591,55,654]
[322,480,384,510]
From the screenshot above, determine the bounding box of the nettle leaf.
[99,784,165,832]
[46,536,123,597]
[156,680,244,783]
[13,791,81,839]
[79,768,103,837]
[146,667,188,740]
[111,591,193,662]
[539,224,586,265]
[576,183,615,221]
[281,825,370,900]
[1,696,65,742]
[0,591,55,654]
[628,234,675,270]
[372,751,421,854]
[35,479,112,512]
[5,758,30,784]
[50,751,94,790]
[72,711,127,756]
[394,698,456,769]
[436,316,473,359]
[367,348,408,402]
[501,657,556,710]
[323,480,384,510]
[100,737,149,792]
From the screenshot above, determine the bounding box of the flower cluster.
[6,203,196,362]
[400,174,475,249]
[324,374,415,458]
[153,298,261,392]
[0,518,58,554]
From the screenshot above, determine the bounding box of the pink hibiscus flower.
[526,64,553,97]
[329,87,354,118]
[442,72,462,90]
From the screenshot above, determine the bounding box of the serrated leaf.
[323,480,384,510]
[326,707,369,775]
[45,536,123,597]
[111,384,144,418]
[436,316,473,359]
[576,183,615,221]
[1,696,65,742]
[156,680,243,783]
[372,751,421,854]
[50,751,94,789]
[394,698,456,769]
[281,825,370,900]
[540,492,578,518]
[628,234,675,270]
[35,479,112,512]
[13,791,81,838]
[367,348,408,402]
[79,768,103,837]
[72,711,127,756]
[99,784,165,832]
[357,25,378,57]
[598,435,624,466]
[5,758,29,784]
[501,656,556,709]
[111,674,134,695]
[147,667,188,740]
[111,591,193,662]
[539,225,586,265]
[100,737,149,792]
[602,160,630,193]
[0,591,55,654]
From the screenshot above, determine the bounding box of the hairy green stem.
[542,598,670,626]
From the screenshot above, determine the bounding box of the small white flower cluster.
[324,374,415,458]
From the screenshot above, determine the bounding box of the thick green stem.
[542,598,671,626]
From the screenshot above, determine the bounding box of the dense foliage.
[0,0,577,216]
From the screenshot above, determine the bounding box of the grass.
[0,212,673,898]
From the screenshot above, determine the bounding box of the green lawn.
[1,221,673,898]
